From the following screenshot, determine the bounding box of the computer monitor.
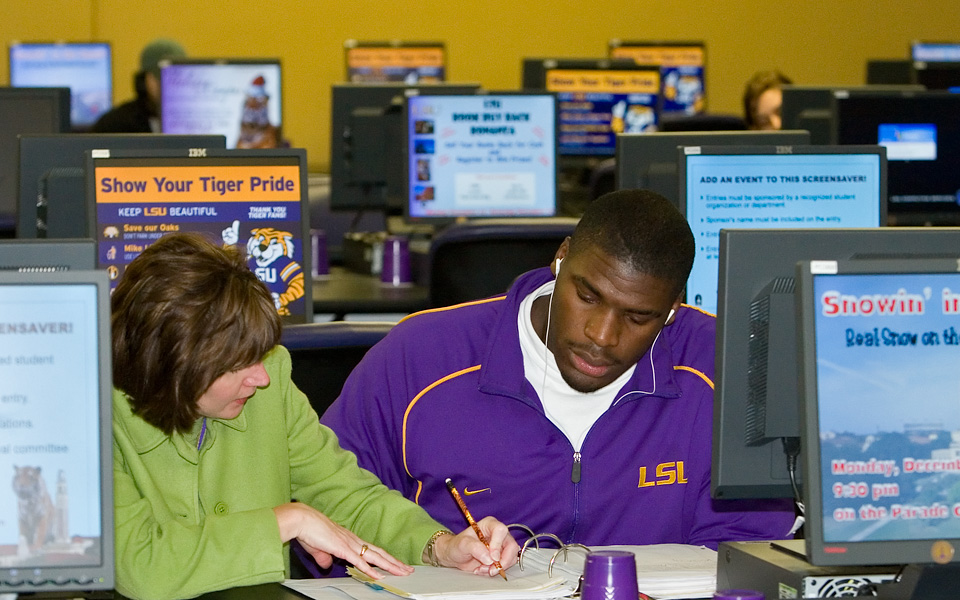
[910,40,960,63]
[832,90,960,225]
[780,84,924,145]
[404,91,558,223]
[17,133,227,238]
[8,42,112,129]
[159,58,283,149]
[865,59,914,85]
[329,83,481,213]
[680,144,886,316]
[0,87,70,233]
[608,39,706,115]
[0,239,95,271]
[797,256,960,579]
[0,269,113,593]
[522,58,660,156]
[615,129,810,207]
[84,147,311,323]
[344,40,446,84]
[713,228,960,501]
[911,61,960,92]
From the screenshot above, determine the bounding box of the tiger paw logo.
[246,227,304,316]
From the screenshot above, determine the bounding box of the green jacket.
[113,346,443,600]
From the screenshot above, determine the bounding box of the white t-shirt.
[517,281,636,452]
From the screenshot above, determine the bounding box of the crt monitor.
[404,91,558,223]
[8,42,112,128]
[910,40,960,62]
[614,129,810,208]
[608,39,706,115]
[713,228,960,501]
[0,269,113,593]
[797,256,960,579]
[832,90,960,225]
[329,83,481,213]
[679,144,887,316]
[344,40,446,84]
[522,58,660,156]
[159,58,283,149]
[0,239,96,271]
[17,133,227,239]
[84,147,311,323]
[0,87,70,233]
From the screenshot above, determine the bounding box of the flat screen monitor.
[911,61,960,92]
[84,147,311,323]
[344,40,445,84]
[910,40,960,63]
[17,133,226,239]
[780,85,924,145]
[329,83,481,213]
[0,239,95,271]
[0,87,70,233]
[8,42,112,128]
[0,269,113,593]
[713,227,960,501]
[832,90,960,225]
[797,256,960,574]
[680,144,886,315]
[159,58,283,149]
[404,92,558,223]
[865,59,914,85]
[608,40,706,115]
[522,58,660,156]
[615,129,810,208]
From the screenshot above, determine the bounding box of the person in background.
[91,38,185,133]
[111,233,518,600]
[322,189,796,551]
[742,69,792,130]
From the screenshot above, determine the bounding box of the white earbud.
[554,257,563,276]
[666,308,676,323]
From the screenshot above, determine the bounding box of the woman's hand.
[274,502,414,580]
[431,516,520,576]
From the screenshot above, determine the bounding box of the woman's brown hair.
[111,233,282,435]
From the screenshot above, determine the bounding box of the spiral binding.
[509,523,592,595]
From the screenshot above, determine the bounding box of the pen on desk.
[445,478,508,581]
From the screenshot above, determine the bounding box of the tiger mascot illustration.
[245,227,304,316]
[12,466,56,553]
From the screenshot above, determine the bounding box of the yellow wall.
[3,1,958,172]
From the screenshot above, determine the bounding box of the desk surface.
[312,267,429,319]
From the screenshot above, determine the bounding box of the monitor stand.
[874,563,960,600]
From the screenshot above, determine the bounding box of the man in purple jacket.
[322,189,794,549]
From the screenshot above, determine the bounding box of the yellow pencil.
[445,478,508,581]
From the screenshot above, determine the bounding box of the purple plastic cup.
[714,590,764,600]
[381,235,412,286]
[581,551,638,600]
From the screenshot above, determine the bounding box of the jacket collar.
[114,389,249,463]
[478,267,682,404]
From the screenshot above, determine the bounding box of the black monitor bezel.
[402,90,560,226]
[0,269,114,592]
[83,147,312,323]
[798,256,960,566]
